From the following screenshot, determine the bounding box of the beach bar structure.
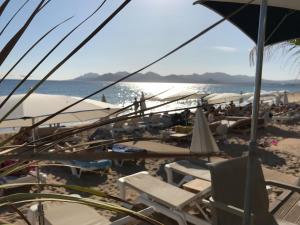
[196,0,300,224]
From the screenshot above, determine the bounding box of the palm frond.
[0,193,162,225]
[0,0,30,36]
[249,38,300,74]
[0,0,11,16]
[0,0,126,123]
[0,16,73,86]
[6,204,31,225]
[0,0,46,65]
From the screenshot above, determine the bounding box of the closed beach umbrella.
[283,91,289,105]
[0,93,120,128]
[208,93,241,104]
[190,108,219,154]
[101,94,107,103]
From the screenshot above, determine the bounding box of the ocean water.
[1,80,300,107]
[0,79,299,133]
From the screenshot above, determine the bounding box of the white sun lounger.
[118,171,211,225]
[28,200,155,225]
[0,171,47,196]
[28,202,110,225]
[164,160,211,186]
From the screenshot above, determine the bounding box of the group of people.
[133,92,147,115]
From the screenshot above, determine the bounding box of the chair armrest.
[178,187,211,208]
[265,180,300,193]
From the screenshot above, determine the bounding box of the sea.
[1,79,300,106]
[0,79,299,133]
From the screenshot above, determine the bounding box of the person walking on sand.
[133,97,139,115]
[140,92,146,116]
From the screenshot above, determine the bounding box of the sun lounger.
[165,125,193,142]
[68,160,112,178]
[28,200,155,225]
[0,170,47,196]
[127,118,146,132]
[112,121,127,137]
[273,112,300,125]
[27,201,110,225]
[228,117,264,134]
[118,171,211,225]
[110,144,146,167]
[147,114,164,129]
[164,160,211,186]
[207,157,300,225]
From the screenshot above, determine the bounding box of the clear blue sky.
[0,0,297,80]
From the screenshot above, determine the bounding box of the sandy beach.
[0,121,297,225]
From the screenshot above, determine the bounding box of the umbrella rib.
[265,10,295,44]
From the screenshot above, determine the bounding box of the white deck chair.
[28,201,110,225]
[28,200,155,225]
[164,160,211,186]
[118,171,211,225]
[0,171,47,196]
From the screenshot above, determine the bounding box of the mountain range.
[73,71,300,84]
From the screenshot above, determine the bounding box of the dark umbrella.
[195,0,300,45]
[194,1,300,225]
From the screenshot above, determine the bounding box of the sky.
[0,0,298,81]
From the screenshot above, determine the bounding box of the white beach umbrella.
[248,92,276,102]
[190,108,219,154]
[208,93,241,104]
[0,93,120,128]
[154,91,206,102]
[242,92,253,98]
[203,93,218,101]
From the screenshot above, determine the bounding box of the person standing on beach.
[133,97,139,115]
[140,92,146,116]
[101,94,107,102]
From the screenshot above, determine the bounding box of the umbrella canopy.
[190,108,219,154]
[247,92,276,102]
[195,0,300,45]
[208,92,241,104]
[154,91,206,101]
[0,93,120,128]
[242,92,253,98]
[203,93,218,101]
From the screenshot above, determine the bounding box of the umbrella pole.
[32,118,44,225]
[243,0,268,225]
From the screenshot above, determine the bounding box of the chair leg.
[117,178,126,200]
[137,197,187,225]
[164,165,174,185]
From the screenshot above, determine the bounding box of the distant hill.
[73,71,300,84]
